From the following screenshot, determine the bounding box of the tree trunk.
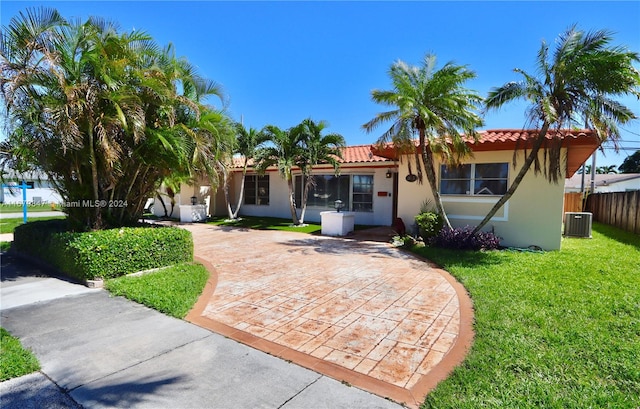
[286,171,300,225]
[417,128,452,229]
[299,175,312,224]
[421,142,453,229]
[472,122,550,235]
[232,162,249,219]
[87,125,102,229]
[221,167,233,219]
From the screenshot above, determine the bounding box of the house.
[0,170,62,205]
[200,129,600,250]
[565,173,640,193]
[211,145,398,226]
[372,129,600,250]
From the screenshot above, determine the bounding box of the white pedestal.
[320,211,355,236]
[180,204,207,223]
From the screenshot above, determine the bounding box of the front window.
[352,175,374,212]
[295,174,373,212]
[244,174,269,205]
[440,163,508,195]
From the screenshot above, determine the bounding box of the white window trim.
[441,196,509,222]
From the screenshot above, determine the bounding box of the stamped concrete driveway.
[184,224,473,408]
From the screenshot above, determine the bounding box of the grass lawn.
[207,215,373,234]
[0,203,60,213]
[0,216,66,234]
[414,222,639,408]
[105,262,209,319]
[0,328,41,381]
[207,215,323,234]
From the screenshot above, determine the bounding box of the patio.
[184,224,473,408]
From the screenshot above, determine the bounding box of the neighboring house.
[0,170,62,205]
[372,129,600,250]
[565,173,640,193]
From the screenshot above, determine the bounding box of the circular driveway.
[184,224,473,408]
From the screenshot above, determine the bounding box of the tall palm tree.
[294,118,345,224]
[255,125,305,225]
[473,26,640,234]
[224,122,268,220]
[363,54,483,229]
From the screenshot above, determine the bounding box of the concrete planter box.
[180,204,207,223]
[320,211,355,236]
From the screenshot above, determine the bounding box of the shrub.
[415,211,443,240]
[429,226,501,250]
[13,220,193,281]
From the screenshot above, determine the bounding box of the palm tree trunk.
[232,162,249,219]
[221,167,233,219]
[286,172,300,225]
[299,176,312,224]
[421,143,453,229]
[418,128,452,229]
[472,122,550,235]
[87,125,102,229]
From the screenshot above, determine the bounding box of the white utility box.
[320,211,355,236]
[180,204,207,223]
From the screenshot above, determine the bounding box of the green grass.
[0,241,11,252]
[0,216,66,234]
[207,215,323,234]
[105,262,209,318]
[0,203,60,213]
[0,328,41,381]
[415,222,640,409]
[207,215,373,234]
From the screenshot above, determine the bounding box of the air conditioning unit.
[564,212,593,238]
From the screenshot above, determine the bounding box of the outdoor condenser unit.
[564,212,593,238]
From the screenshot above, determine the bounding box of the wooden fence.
[585,190,640,235]
[563,192,584,214]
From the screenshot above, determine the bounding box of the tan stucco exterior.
[396,149,568,250]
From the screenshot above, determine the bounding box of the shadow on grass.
[592,222,640,250]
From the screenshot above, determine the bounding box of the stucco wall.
[234,165,396,226]
[396,150,567,250]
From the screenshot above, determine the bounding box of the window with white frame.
[440,163,508,195]
[294,174,374,212]
[244,174,269,205]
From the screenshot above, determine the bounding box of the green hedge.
[13,220,193,281]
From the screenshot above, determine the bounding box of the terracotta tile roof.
[468,129,595,149]
[340,144,390,163]
[370,129,600,178]
[231,145,391,168]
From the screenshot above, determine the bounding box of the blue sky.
[2,1,639,169]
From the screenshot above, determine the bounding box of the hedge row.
[13,220,193,281]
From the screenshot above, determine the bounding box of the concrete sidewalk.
[0,211,65,219]
[0,254,401,409]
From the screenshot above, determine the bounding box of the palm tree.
[223,123,268,220]
[363,54,483,229]
[473,26,640,234]
[1,7,233,229]
[597,165,618,174]
[255,125,305,225]
[295,119,346,224]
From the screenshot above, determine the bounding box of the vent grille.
[564,212,593,238]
